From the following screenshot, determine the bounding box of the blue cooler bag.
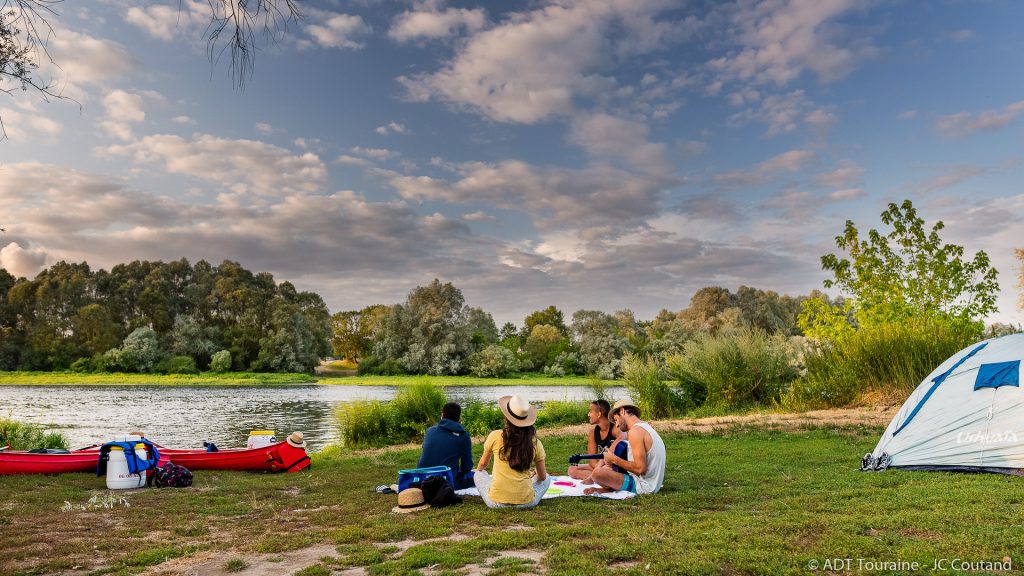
[398,465,455,492]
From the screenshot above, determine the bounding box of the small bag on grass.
[420,475,462,508]
[154,462,193,488]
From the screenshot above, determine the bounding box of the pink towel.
[554,481,576,487]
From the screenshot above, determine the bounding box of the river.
[0,384,625,452]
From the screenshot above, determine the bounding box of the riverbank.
[4,408,1018,576]
[316,374,599,386]
[0,371,316,386]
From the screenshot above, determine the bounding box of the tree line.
[0,259,331,373]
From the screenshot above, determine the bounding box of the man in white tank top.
[584,398,666,495]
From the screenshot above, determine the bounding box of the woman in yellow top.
[473,395,552,508]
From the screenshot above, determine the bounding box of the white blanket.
[455,475,634,500]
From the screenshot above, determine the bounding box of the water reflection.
[0,384,625,452]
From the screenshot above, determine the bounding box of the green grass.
[318,374,600,386]
[0,371,316,386]
[0,417,68,450]
[1,421,1021,575]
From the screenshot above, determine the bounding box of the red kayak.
[0,442,309,475]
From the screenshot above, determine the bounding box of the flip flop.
[375,484,397,494]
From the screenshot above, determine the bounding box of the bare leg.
[567,465,592,480]
[585,465,624,494]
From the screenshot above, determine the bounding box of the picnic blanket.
[455,475,634,500]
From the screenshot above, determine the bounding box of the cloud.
[399,0,688,124]
[728,90,814,136]
[463,210,496,222]
[679,140,708,156]
[805,108,838,129]
[255,122,275,135]
[815,160,862,188]
[351,147,398,160]
[389,6,487,42]
[172,115,197,125]
[304,11,370,49]
[946,29,974,43]
[708,0,875,87]
[713,149,814,188]
[898,110,918,120]
[99,90,148,141]
[336,155,373,168]
[123,0,207,41]
[37,27,135,100]
[375,121,409,135]
[936,100,1024,139]
[827,188,864,201]
[103,133,328,196]
[568,113,675,176]
[0,106,62,141]
[0,243,49,278]
[912,165,989,194]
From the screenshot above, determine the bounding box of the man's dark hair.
[593,399,611,418]
[442,402,462,422]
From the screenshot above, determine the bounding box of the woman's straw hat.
[498,395,537,427]
[392,487,430,513]
[286,431,307,448]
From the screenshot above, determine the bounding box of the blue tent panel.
[974,361,1020,390]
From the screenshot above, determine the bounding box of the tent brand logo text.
[956,431,1019,445]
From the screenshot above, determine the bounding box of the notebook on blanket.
[455,475,634,500]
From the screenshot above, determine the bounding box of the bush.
[468,344,520,377]
[154,355,199,375]
[668,328,799,410]
[336,379,446,448]
[460,395,506,437]
[102,327,161,373]
[389,379,446,440]
[0,418,69,450]
[622,353,685,419]
[336,400,398,448]
[210,350,232,373]
[535,400,589,427]
[785,318,979,409]
[355,356,406,376]
[70,357,93,373]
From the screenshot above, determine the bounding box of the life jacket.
[96,439,161,477]
[270,443,310,473]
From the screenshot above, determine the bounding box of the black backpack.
[154,462,193,488]
[419,475,462,507]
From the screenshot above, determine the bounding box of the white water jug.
[106,443,148,489]
[247,430,276,449]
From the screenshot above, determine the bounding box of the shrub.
[70,357,93,373]
[389,379,446,440]
[103,327,161,373]
[460,395,506,437]
[622,353,684,419]
[154,356,199,374]
[468,344,520,377]
[0,417,69,450]
[535,400,589,427]
[785,318,979,409]
[210,350,232,373]
[668,328,797,410]
[336,400,398,448]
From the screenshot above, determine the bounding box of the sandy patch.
[145,544,338,576]
[376,533,471,555]
[430,549,546,576]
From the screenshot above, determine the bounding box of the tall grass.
[667,328,798,410]
[621,354,684,419]
[335,379,445,447]
[0,418,69,450]
[783,318,980,409]
[535,400,589,428]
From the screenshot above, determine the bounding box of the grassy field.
[316,374,600,387]
[0,419,1019,575]
[0,371,316,386]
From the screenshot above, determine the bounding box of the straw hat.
[392,488,430,513]
[498,395,537,427]
[610,398,640,419]
[286,431,307,448]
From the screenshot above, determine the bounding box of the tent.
[863,332,1024,474]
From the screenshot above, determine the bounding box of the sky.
[2,0,1023,327]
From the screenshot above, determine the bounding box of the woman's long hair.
[500,420,536,472]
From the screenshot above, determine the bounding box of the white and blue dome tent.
[863,333,1024,474]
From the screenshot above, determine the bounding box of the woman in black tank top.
[568,399,619,480]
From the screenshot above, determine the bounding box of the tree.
[331,310,362,362]
[104,326,161,373]
[821,199,999,326]
[523,324,562,369]
[571,309,631,377]
[1,0,302,137]
[523,306,568,338]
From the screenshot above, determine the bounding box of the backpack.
[154,462,193,488]
[419,475,462,508]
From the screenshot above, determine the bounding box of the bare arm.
[476,449,491,471]
[586,427,599,469]
[605,428,648,476]
[534,459,548,482]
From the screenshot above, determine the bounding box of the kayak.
[0,442,309,475]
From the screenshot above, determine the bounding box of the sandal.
[375,484,398,494]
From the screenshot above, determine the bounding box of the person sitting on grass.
[568,399,619,481]
[583,399,666,496]
[417,402,475,490]
[473,395,552,509]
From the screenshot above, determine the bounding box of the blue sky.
[2,0,1023,326]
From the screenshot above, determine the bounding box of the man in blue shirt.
[418,402,474,490]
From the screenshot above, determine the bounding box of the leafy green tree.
[104,326,161,373]
[331,310,363,361]
[523,324,562,369]
[571,309,631,377]
[464,306,498,352]
[469,344,520,377]
[523,306,568,338]
[72,304,120,358]
[210,350,232,373]
[169,314,220,369]
[821,199,999,326]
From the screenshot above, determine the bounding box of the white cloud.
[0,243,48,278]
[816,160,862,189]
[99,90,147,141]
[172,115,197,125]
[805,108,838,129]
[709,0,875,87]
[568,113,675,177]
[389,6,487,42]
[352,147,398,160]
[0,106,62,141]
[304,11,370,49]
[399,0,687,124]
[936,100,1024,139]
[375,121,409,135]
[255,122,275,135]
[463,210,496,222]
[713,149,814,188]
[827,188,864,201]
[898,110,918,120]
[336,155,373,167]
[729,90,813,136]
[124,0,207,41]
[36,27,135,101]
[104,134,327,196]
